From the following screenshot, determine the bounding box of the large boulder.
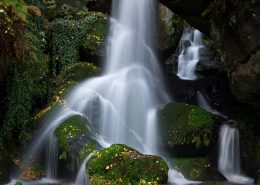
[158,103,220,157]
[88,144,169,185]
[173,158,222,181]
[55,115,100,173]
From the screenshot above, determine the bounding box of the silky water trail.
[196,92,254,184]
[8,0,194,184]
[177,28,204,80]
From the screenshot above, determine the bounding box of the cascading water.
[177,28,204,80]
[197,91,227,118]
[74,153,93,185]
[15,0,193,184]
[218,123,254,184]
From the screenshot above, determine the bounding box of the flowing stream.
[177,28,204,80]
[218,123,254,184]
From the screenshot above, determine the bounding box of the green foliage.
[0,28,48,146]
[88,144,169,185]
[0,0,27,21]
[158,103,216,148]
[50,13,99,74]
[15,181,23,185]
[80,13,108,56]
[173,158,209,180]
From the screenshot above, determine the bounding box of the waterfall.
[177,28,204,80]
[74,153,93,185]
[218,123,254,184]
[66,0,171,153]
[17,0,190,183]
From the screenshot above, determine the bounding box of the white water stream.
[218,124,254,184]
[177,28,204,80]
[74,153,93,185]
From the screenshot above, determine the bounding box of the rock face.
[158,103,219,157]
[173,158,221,181]
[88,144,169,185]
[157,4,185,60]
[160,0,260,108]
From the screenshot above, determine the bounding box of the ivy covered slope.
[88,144,169,185]
[0,0,107,183]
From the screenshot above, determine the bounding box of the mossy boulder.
[173,158,221,181]
[56,62,100,85]
[88,144,169,185]
[55,115,99,172]
[52,62,100,98]
[158,103,218,156]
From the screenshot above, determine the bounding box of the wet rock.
[158,103,220,157]
[230,51,260,108]
[88,144,169,185]
[55,115,100,174]
[173,158,222,181]
[196,59,223,76]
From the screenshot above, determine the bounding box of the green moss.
[55,115,98,171]
[88,144,169,185]
[158,103,216,148]
[189,108,214,129]
[80,13,108,57]
[173,158,209,180]
[15,182,23,185]
[57,62,100,84]
[53,81,78,98]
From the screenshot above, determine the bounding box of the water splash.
[218,123,254,184]
[177,28,204,80]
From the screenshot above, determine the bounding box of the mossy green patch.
[55,115,98,171]
[57,62,100,85]
[88,144,169,185]
[173,158,208,180]
[80,13,108,57]
[158,103,216,148]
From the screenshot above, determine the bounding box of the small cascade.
[177,28,204,80]
[197,91,227,118]
[74,153,93,185]
[45,133,58,179]
[218,123,254,184]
